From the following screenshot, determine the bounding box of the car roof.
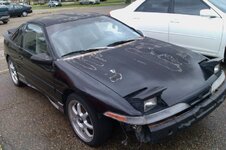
[28,13,103,27]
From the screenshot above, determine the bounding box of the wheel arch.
[61,88,108,117]
[62,89,75,112]
[5,54,9,62]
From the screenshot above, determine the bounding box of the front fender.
[54,60,142,116]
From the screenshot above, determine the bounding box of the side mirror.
[31,53,53,65]
[200,9,219,18]
[8,28,17,35]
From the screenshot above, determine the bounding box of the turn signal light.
[104,112,127,122]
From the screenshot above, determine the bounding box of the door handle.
[133,17,140,20]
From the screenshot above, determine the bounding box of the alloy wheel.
[22,12,28,17]
[8,60,19,85]
[68,100,94,142]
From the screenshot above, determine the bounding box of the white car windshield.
[209,0,226,13]
[47,16,141,57]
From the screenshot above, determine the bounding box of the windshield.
[209,0,226,13]
[47,16,141,57]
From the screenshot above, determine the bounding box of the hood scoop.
[125,86,167,100]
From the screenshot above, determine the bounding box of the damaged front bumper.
[135,80,226,143]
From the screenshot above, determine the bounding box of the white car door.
[112,0,172,42]
[169,0,223,56]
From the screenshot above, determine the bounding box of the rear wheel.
[8,58,23,86]
[66,93,112,147]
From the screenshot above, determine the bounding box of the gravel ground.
[0,6,226,150]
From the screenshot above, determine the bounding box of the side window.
[8,5,14,10]
[12,29,23,46]
[22,24,48,55]
[15,5,23,9]
[135,0,171,13]
[174,0,210,16]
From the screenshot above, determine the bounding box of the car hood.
[63,37,210,106]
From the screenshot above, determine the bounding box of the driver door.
[19,23,56,100]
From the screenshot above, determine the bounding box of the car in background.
[6,3,32,17]
[0,1,10,5]
[19,2,32,8]
[110,0,226,60]
[79,0,100,5]
[0,5,9,24]
[48,0,62,7]
[4,13,226,146]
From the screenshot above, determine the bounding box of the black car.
[3,13,226,146]
[6,3,32,17]
[0,5,9,24]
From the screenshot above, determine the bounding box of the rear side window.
[174,0,210,16]
[135,0,171,13]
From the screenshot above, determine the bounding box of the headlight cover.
[144,97,157,112]
[211,71,225,93]
[214,64,220,74]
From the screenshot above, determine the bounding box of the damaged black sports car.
[4,13,226,146]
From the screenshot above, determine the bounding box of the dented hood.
[64,38,209,106]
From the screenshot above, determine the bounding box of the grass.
[32,0,126,10]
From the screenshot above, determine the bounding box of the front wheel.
[22,11,28,17]
[66,93,112,147]
[2,20,8,24]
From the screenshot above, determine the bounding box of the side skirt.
[20,76,65,113]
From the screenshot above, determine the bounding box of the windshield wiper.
[107,39,136,47]
[61,47,109,58]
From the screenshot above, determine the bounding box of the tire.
[2,20,8,24]
[7,57,23,87]
[66,93,112,147]
[22,11,28,17]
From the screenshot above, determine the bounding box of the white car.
[110,0,226,59]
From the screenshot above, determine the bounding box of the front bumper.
[0,15,9,21]
[27,10,33,13]
[135,80,226,143]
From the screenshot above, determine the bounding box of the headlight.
[214,64,220,74]
[144,97,157,112]
[211,71,225,93]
